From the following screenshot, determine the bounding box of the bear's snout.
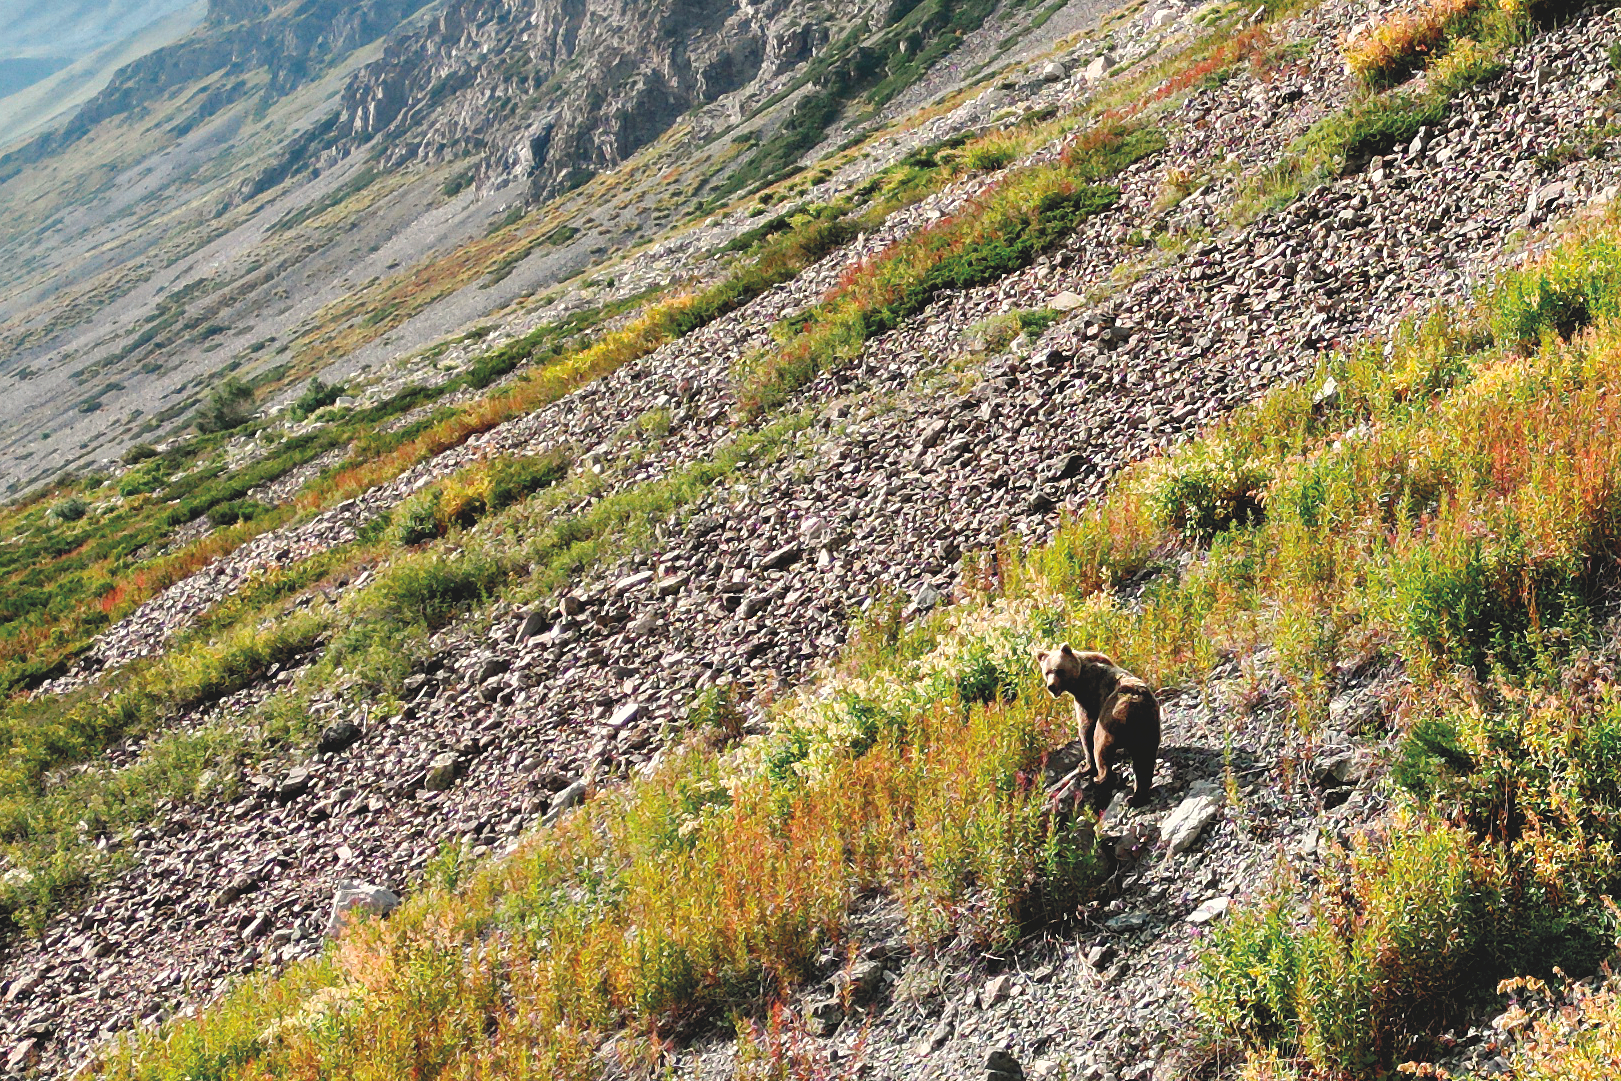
[1045,678,1063,696]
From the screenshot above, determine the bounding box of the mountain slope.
[10,0,1621,1078]
[0,0,1081,497]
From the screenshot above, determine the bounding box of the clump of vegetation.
[120,443,159,465]
[194,377,256,434]
[1344,0,1482,86]
[1492,231,1621,346]
[389,451,572,545]
[100,628,1100,1080]
[1147,442,1270,542]
[205,500,269,529]
[47,496,88,523]
[290,378,343,420]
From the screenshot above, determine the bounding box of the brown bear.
[1033,643,1161,806]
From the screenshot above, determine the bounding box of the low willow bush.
[390,451,574,545]
[1344,0,1483,87]
[1146,442,1271,543]
[1492,231,1621,346]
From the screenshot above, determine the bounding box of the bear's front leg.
[1073,700,1096,775]
[1091,722,1116,786]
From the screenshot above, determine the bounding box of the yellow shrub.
[1344,0,1480,86]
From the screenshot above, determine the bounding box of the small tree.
[291,378,343,420]
[195,377,255,434]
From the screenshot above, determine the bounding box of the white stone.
[1160,781,1224,854]
[325,880,400,937]
[1187,896,1231,924]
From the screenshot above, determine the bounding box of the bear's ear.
[1059,642,1075,657]
[1032,647,1049,663]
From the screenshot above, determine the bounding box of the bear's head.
[1034,642,1084,697]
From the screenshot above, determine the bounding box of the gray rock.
[987,1048,1025,1081]
[316,719,363,755]
[1046,452,1087,481]
[543,780,587,825]
[806,998,843,1037]
[614,571,654,594]
[478,656,511,683]
[3,975,37,1004]
[1314,751,1357,787]
[1160,781,1224,854]
[1041,61,1066,82]
[422,752,461,792]
[515,610,548,642]
[325,880,400,937]
[834,959,887,1005]
[276,767,311,803]
[213,871,258,909]
[757,543,802,570]
[6,1038,39,1073]
[1186,896,1231,924]
[980,972,1014,1008]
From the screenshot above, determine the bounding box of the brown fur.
[1033,643,1161,806]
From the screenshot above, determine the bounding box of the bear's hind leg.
[1128,744,1156,807]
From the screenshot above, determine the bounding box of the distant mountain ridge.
[0,0,197,57]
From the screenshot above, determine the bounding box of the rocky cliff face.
[315,0,872,199]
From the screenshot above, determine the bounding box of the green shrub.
[963,140,1020,172]
[392,490,444,546]
[1198,823,1502,1073]
[368,550,502,630]
[118,461,167,497]
[1148,445,1270,542]
[290,378,343,420]
[120,443,159,465]
[1391,528,1589,672]
[206,500,268,529]
[1195,885,1304,1049]
[1015,308,1062,337]
[1492,234,1621,346]
[195,377,256,434]
[954,641,1012,705]
[688,684,745,742]
[1309,91,1445,173]
[48,497,87,523]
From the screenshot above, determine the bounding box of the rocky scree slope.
[10,0,1621,1077]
